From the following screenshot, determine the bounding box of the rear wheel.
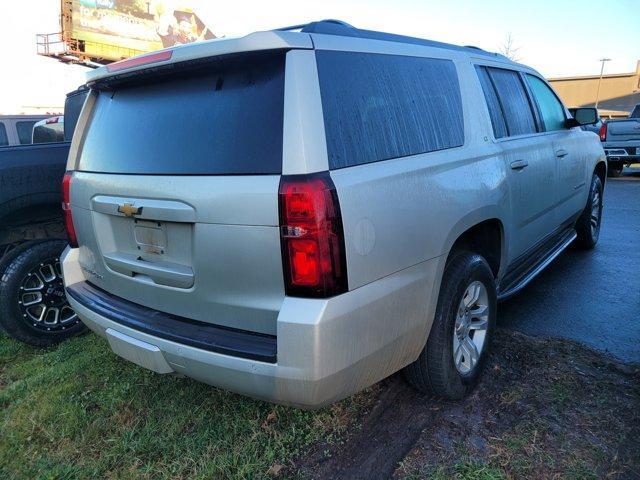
[404,251,496,399]
[575,174,603,249]
[0,240,86,346]
[607,161,623,177]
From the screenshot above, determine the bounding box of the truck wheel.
[0,241,46,333]
[574,174,603,250]
[607,162,623,177]
[0,240,86,346]
[404,251,496,399]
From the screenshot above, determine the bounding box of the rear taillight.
[279,172,348,298]
[61,172,78,248]
[598,123,607,142]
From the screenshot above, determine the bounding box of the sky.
[1,0,638,114]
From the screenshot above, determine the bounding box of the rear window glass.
[316,51,464,169]
[16,121,36,144]
[64,89,88,141]
[78,54,285,175]
[475,66,508,139]
[485,68,537,137]
[0,123,7,146]
[33,121,65,143]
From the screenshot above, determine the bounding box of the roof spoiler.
[85,30,313,85]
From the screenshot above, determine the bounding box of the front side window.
[316,51,464,169]
[526,75,566,131]
[0,123,7,146]
[16,121,36,145]
[486,68,537,137]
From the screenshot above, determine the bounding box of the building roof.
[548,60,640,82]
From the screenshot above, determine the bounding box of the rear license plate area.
[134,219,167,255]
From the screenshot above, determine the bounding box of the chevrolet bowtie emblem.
[117,203,143,217]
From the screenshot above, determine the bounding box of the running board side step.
[497,230,577,301]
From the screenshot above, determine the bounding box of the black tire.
[0,241,48,333]
[607,162,623,178]
[0,239,86,346]
[404,251,497,399]
[574,174,603,250]
[0,240,53,275]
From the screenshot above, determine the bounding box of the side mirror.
[567,107,598,127]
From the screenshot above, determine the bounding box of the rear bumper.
[66,281,278,363]
[603,144,640,161]
[62,247,442,408]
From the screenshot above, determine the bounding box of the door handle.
[103,252,194,289]
[510,159,529,170]
[555,148,568,158]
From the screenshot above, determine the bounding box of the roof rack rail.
[276,19,353,32]
[277,19,506,59]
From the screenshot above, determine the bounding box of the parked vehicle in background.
[0,88,88,346]
[0,114,50,147]
[32,116,65,144]
[600,103,640,177]
[61,20,606,408]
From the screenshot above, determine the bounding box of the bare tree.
[500,32,521,62]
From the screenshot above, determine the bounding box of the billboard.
[67,0,214,61]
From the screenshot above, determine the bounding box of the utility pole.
[594,58,611,109]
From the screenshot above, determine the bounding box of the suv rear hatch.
[68,52,286,335]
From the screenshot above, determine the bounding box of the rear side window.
[0,123,7,146]
[16,121,36,145]
[526,75,566,131]
[78,54,285,175]
[64,89,88,141]
[475,66,507,139]
[316,51,464,169]
[478,67,537,138]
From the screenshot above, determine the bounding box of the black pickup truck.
[601,103,640,177]
[0,88,88,346]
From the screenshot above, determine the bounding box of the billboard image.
[68,0,214,61]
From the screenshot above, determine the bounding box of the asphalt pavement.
[499,166,640,363]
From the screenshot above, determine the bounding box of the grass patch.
[0,331,370,479]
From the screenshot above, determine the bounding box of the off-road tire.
[404,251,497,399]
[0,240,46,279]
[0,240,50,333]
[0,240,86,346]
[574,174,603,249]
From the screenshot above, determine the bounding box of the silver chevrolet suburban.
[61,20,606,408]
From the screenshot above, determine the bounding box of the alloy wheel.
[590,188,602,238]
[18,257,78,331]
[453,280,489,374]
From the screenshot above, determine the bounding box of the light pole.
[594,58,611,110]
